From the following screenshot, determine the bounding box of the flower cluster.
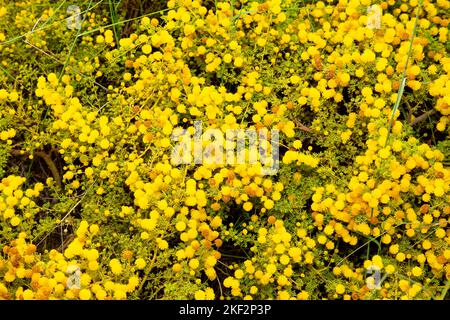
[0,0,449,300]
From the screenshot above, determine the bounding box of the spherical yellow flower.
[234,56,244,67]
[79,289,92,300]
[243,202,253,211]
[194,290,205,300]
[142,44,152,54]
[22,289,34,300]
[411,266,422,277]
[110,259,123,275]
[10,216,21,227]
[335,284,345,295]
[189,259,199,270]
[422,240,431,250]
[135,258,146,270]
[264,199,274,210]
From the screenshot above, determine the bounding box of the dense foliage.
[0,0,449,300]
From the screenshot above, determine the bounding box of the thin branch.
[138,249,159,293]
[294,119,313,133]
[405,100,413,124]
[410,109,437,126]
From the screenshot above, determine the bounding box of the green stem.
[108,0,121,44]
[439,279,450,300]
[59,0,95,80]
[138,249,158,293]
[385,3,422,147]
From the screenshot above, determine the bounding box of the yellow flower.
[135,258,146,270]
[142,44,152,54]
[361,49,376,63]
[176,221,187,231]
[0,7,7,18]
[114,290,127,300]
[110,259,123,275]
[205,287,215,300]
[422,240,431,250]
[96,289,107,300]
[189,259,199,270]
[243,202,253,211]
[234,269,244,279]
[157,239,169,250]
[385,265,395,274]
[104,30,114,44]
[389,244,399,255]
[378,148,390,159]
[223,54,233,63]
[194,290,205,300]
[79,289,92,300]
[234,56,244,67]
[411,266,422,277]
[184,24,196,36]
[10,216,21,226]
[435,228,446,238]
[99,138,110,149]
[172,263,182,273]
[23,289,34,300]
[335,284,345,295]
[264,199,274,210]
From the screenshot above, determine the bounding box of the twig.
[405,100,413,124]
[410,109,437,126]
[294,119,313,133]
[138,248,158,293]
[33,179,97,247]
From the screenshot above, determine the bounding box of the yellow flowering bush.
[0,0,449,300]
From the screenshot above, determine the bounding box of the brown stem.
[293,119,313,133]
[405,100,413,124]
[10,149,62,189]
[410,109,437,126]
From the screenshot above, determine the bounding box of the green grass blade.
[108,0,121,44]
[58,0,96,80]
[385,2,422,147]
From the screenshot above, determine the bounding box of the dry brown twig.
[293,119,313,133]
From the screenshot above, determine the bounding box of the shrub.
[0,0,449,300]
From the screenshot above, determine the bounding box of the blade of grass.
[58,0,96,80]
[0,1,104,46]
[36,0,68,31]
[300,0,315,32]
[38,0,99,131]
[0,64,16,82]
[108,0,121,44]
[385,2,422,147]
[76,7,173,37]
